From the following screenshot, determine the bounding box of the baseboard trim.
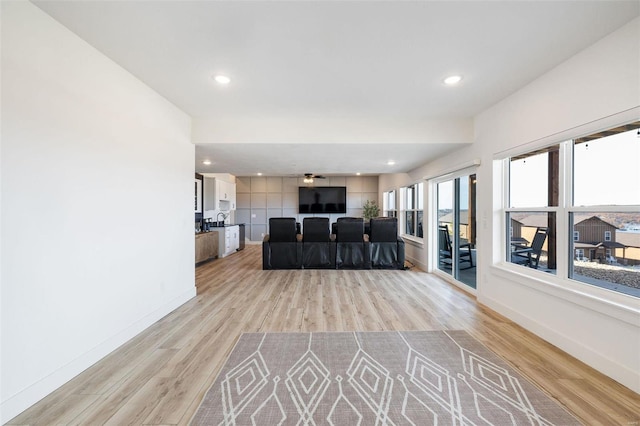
[0,287,196,423]
[405,254,427,271]
[480,293,640,394]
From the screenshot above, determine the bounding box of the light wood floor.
[8,245,639,425]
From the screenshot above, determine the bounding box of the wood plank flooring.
[8,245,640,425]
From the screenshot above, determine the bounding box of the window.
[402,182,423,238]
[506,145,559,274]
[436,173,477,289]
[383,190,397,218]
[504,121,640,297]
[569,123,639,296]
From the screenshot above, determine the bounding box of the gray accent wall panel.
[251,177,267,192]
[251,193,267,208]
[267,208,284,220]
[267,193,282,208]
[346,176,363,192]
[283,208,298,218]
[347,192,362,209]
[237,193,251,209]
[362,192,378,205]
[236,176,251,193]
[267,177,283,192]
[235,209,251,225]
[251,209,267,225]
[283,177,298,192]
[282,192,297,209]
[238,175,378,241]
[362,176,378,192]
[251,224,267,241]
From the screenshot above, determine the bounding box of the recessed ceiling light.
[202,160,212,165]
[387,160,396,166]
[356,172,361,176]
[257,172,263,176]
[213,75,231,85]
[444,75,462,85]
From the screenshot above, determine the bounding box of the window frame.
[500,120,639,299]
[504,144,562,275]
[401,182,424,239]
[383,189,397,218]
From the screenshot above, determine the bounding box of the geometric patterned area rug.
[191,331,580,425]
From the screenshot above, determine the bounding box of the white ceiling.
[33,0,639,176]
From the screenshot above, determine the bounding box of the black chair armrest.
[397,237,405,262]
[262,240,270,269]
[513,247,533,256]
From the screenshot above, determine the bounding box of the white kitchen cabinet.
[229,183,236,210]
[216,180,237,211]
[218,225,240,257]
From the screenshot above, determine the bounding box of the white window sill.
[492,262,639,326]
[401,234,424,246]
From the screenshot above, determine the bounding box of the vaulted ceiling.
[33,1,640,176]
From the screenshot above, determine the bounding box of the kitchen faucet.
[217,212,228,226]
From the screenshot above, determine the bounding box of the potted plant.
[362,200,380,220]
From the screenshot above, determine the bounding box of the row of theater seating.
[262,217,405,270]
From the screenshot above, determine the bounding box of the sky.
[437,177,469,211]
[510,128,639,208]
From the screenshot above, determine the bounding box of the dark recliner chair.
[302,218,336,269]
[262,218,302,269]
[369,217,405,269]
[335,217,371,269]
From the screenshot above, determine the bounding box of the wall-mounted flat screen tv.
[299,186,347,214]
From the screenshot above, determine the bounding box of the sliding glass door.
[436,173,477,289]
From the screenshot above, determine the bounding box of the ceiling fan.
[303,173,326,183]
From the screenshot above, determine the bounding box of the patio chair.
[511,227,547,269]
[439,225,474,269]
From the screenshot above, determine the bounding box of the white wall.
[0,2,196,421]
[382,18,640,391]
